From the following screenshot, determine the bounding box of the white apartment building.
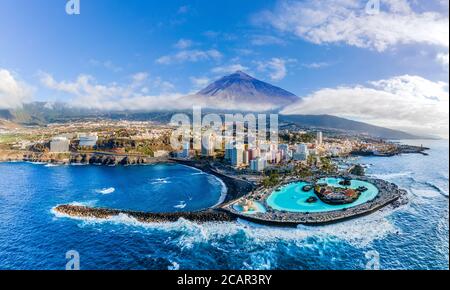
[250,157,266,172]
[50,137,70,153]
[231,147,244,168]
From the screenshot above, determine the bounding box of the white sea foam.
[70,163,88,166]
[178,164,204,174]
[370,171,413,180]
[212,177,228,208]
[422,182,449,198]
[168,261,180,270]
[190,172,205,176]
[150,178,172,185]
[174,201,187,209]
[52,203,401,249]
[52,208,141,225]
[95,187,116,195]
[68,200,99,207]
[45,163,60,167]
[410,188,442,198]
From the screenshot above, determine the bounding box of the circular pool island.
[266,178,379,213]
[224,175,407,226]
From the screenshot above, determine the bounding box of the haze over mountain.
[182,71,299,111]
[0,71,424,139]
[280,115,419,140]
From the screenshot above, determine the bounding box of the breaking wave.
[95,187,116,195]
[174,201,187,209]
[370,171,413,180]
[52,205,400,249]
[45,163,61,167]
[150,178,172,185]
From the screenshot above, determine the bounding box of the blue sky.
[0,0,449,137]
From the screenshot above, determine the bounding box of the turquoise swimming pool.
[266,178,379,213]
[233,201,267,215]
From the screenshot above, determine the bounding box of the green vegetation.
[319,157,338,174]
[262,171,280,188]
[294,164,313,178]
[55,153,71,159]
[0,133,51,145]
[280,132,315,144]
[136,146,154,156]
[94,138,164,156]
[0,134,20,144]
[307,154,315,167]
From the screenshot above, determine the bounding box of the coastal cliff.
[0,150,167,166]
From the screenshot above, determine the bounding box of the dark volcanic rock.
[349,165,365,176]
[302,185,313,191]
[306,197,318,203]
[55,205,235,224]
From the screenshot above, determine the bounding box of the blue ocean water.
[0,140,448,270]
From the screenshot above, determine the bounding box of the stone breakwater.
[54,205,236,223]
[223,176,408,226]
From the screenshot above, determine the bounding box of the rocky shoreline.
[0,150,169,166]
[351,144,429,157]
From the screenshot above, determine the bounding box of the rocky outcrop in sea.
[54,205,236,223]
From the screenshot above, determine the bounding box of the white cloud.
[256,58,291,81]
[89,59,123,73]
[251,35,287,46]
[302,62,332,69]
[131,72,149,83]
[203,31,237,41]
[0,69,33,109]
[152,77,176,93]
[156,49,222,65]
[234,48,254,56]
[436,52,449,69]
[281,75,449,138]
[255,0,449,52]
[190,76,211,89]
[39,72,186,111]
[174,39,193,49]
[211,64,249,75]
